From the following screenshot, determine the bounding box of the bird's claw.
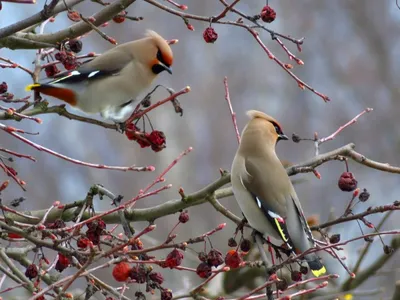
[115,122,126,134]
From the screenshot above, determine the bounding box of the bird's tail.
[25,83,41,91]
[25,83,77,106]
[304,252,326,277]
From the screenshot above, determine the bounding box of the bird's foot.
[115,122,126,134]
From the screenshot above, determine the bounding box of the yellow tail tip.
[25,83,41,92]
[311,266,327,277]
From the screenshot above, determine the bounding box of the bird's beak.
[159,62,172,74]
[278,134,289,141]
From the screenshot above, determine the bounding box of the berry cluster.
[112,261,171,299]
[125,123,166,152]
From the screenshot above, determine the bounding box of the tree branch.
[0,0,137,49]
[4,143,400,225]
[341,234,400,291]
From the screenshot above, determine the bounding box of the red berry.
[8,233,23,239]
[338,172,358,192]
[178,211,189,223]
[86,219,105,232]
[55,253,70,272]
[25,264,38,280]
[196,262,212,279]
[224,250,242,269]
[77,237,91,248]
[125,123,139,140]
[203,27,218,43]
[67,10,81,22]
[137,137,151,149]
[44,65,60,78]
[86,231,100,245]
[207,249,223,267]
[113,11,126,23]
[260,5,276,23]
[112,262,131,282]
[164,249,184,268]
[54,51,68,62]
[148,130,166,152]
[0,82,8,94]
[96,219,106,231]
[62,53,78,70]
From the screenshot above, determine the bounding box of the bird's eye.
[156,49,163,62]
[273,123,281,134]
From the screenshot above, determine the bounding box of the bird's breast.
[77,62,155,113]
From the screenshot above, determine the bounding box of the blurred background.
[1,0,400,299]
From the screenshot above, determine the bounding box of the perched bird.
[231,110,326,277]
[25,30,173,121]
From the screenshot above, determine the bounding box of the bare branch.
[0,0,83,39]
[0,0,137,49]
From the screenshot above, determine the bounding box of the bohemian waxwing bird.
[231,110,326,277]
[25,30,173,121]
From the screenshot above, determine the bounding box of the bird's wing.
[241,156,295,249]
[287,194,315,247]
[47,49,133,85]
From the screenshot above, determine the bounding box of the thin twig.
[223,77,240,144]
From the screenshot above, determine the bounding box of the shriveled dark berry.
[240,239,251,252]
[383,245,394,255]
[196,262,212,279]
[364,236,374,243]
[0,82,8,94]
[276,278,288,291]
[149,272,164,284]
[329,234,341,244]
[228,237,237,247]
[359,189,370,202]
[161,289,173,300]
[292,133,301,143]
[291,270,302,282]
[135,291,146,300]
[338,172,358,192]
[207,249,224,267]
[198,251,207,262]
[299,266,308,275]
[68,39,83,53]
[25,264,38,280]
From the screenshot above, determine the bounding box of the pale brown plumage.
[231,110,326,277]
[26,30,173,121]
